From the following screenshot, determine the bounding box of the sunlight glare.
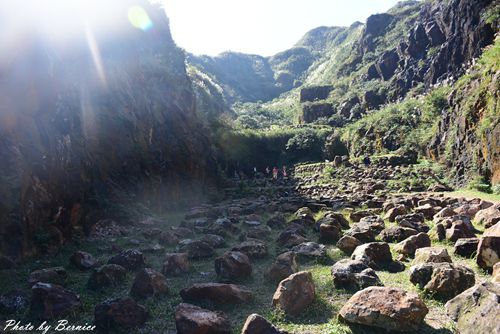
[128,6,154,31]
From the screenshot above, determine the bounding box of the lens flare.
[128,6,153,31]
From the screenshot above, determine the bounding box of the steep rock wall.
[0,1,216,259]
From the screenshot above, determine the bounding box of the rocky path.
[1,162,499,334]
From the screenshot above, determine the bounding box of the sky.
[163,0,404,56]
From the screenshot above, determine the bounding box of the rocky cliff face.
[0,1,217,259]
[428,38,500,187]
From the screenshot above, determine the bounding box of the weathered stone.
[414,247,452,264]
[349,210,373,223]
[215,251,252,282]
[380,226,418,243]
[266,252,298,283]
[232,240,268,259]
[158,231,180,246]
[162,253,190,276]
[175,303,231,334]
[30,283,81,320]
[319,223,342,243]
[415,204,440,220]
[272,271,315,316]
[201,234,226,248]
[94,297,148,331]
[131,268,168,298]
[177,240,214,259]
[477,222,500,271]
[180,283,252,305]
[445,282,500,334]
[339,287,428,332]
[247,225,273,240]
[454,238,479,258]
[70,251,96,270]
[492,262,500,283]
[107,249,145,270]
[351,242,396,270]
[292,242,326,262]
[337,236,361,255]
[331,259,382,291]
[241,313,287,334]
[409,263,475,300]
[28,267,67,287]
[88,264,126,290]
[395,233,431,257]
[474,203,500,228]
[446,221,476,242]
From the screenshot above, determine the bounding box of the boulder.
[454,238,479,258]
[384,205,407,222]
[337,236,361,255]
[215,251,252,282]
[131,268,168,298]
[70,251,96,270]
[265,252,298,283]
[345,217,384,243]
[232,240,268,259]
[319,224,342,243]
[477,222,500,271]
[88,264,126,289]
[351,242,401,271]
[395,233,431,257]
[272,271,315,316]
[396,213,429,232]
[175,303,231,334]
[413,247,452,264]
[94,297,148,331]
[177,240,215,259]
[30,283,81,320]
[107,249,145,270]
[241,314,287,334]
[180,283,252,305]
[445,282,500,334]
[162,253,190,276]
[338,287,428,332]
[409,263,475,300]
[291,242,327,262]
[201,234,226,248]
[474,203,500,228]
[247,225,273,240]
[28,267,67,287]
[446,221,476,242]
[158,231,180,246]
[380,226,418,243]
[433,206,456,223]
[493,262,500,283]
[0,290,28,314]
[331,259,382,291]
[349,210,373,223]
[415,204,440,220]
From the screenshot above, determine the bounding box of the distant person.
[265,166,270,177]
[282,165,287,178]
[363,156,371,167]
[272,167,279,180]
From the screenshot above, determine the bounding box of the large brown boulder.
[241,314,288,334]
[351,242,402,271]
[94,297,148,331]
[477,222,500,271]
[474,203,500,228]
[88,264,126,289]
[175,303,231,334]
[331,259,382,291]
[409,263,475,300]
[265,252,298,283]
[379,226,418,243]
[445,282,500,334]
[177,240,215,259]
[131,268,168,298]
[395,233,431,257]
[180,283,252,305]
[70,251,96,270]
[107,249,145,271]
[215,251,252,282]
[28,267,67,287]
[232,240,268,259]
[272,271,315,316]
[162,253,190,276]
[336,236,361,255]
[339,287,428,332]
[30,283,81,320]
[413,247,452,264]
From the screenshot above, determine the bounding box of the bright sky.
[163,0,404,56]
